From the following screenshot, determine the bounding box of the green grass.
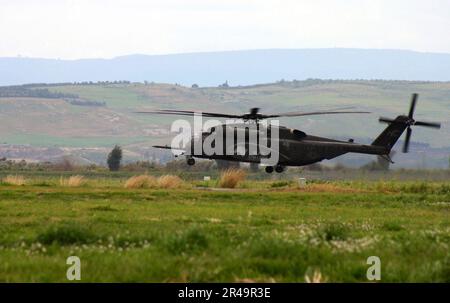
[0,176,448,282]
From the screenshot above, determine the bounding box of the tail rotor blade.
[414,121,441,129]
[408,93,418,118]
[403,127,412,153]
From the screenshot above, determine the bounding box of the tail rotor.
[378,93,441,153]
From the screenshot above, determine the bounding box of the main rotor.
[136,106,371,123]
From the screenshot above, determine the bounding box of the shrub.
[37,224,95,245]
[382,222,404,231]
[218,169,246,188]
[3,175,26,185]
[124,175,157,189]
[59,175,86,187]
[157,175,183,189]
[319,223,349,241]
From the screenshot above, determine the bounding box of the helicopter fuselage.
[183,123,387,167]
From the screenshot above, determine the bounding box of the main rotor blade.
[162,110,242,119]
[409,93,418,118]
[414,121,441,129]
[403,127,412,153]
[267,110,371,118]
[135,110,242,119]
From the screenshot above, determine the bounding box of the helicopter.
[139,94,441,173]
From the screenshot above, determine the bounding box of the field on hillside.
[1,80,449,168]
[0,80,448,148]
[0,173,448,282]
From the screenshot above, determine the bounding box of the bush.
[158,175,183,189]
[382,222,404,231]
[37,224,95,245]
[218,169,246,188]
[124,175,157,189]
[319,223,349,241]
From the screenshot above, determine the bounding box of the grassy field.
[0,174,448,282]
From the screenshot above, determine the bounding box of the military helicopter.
[139,94,440,173]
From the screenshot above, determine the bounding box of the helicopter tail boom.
[371,115,409,153]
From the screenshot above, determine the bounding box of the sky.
[1,0,450,59]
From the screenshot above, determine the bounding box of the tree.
[107,145,122,171]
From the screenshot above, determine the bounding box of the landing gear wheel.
[187,158,195,166]
[265,166,274,173]
[275,165,284,173]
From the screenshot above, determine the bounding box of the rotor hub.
[407,118,415,126]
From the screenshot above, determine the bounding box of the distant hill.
[2,49,450,86]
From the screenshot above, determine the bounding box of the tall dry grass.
[3,175,26,186]
[157,175,183,189]
[124,174,184,189]
[124,175,157,189]
[59,175,86,187]
[218,169,246,188]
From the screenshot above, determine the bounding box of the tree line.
[0,86,78,99]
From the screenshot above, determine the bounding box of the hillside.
[0,80,449,168]
[2,49,450,86]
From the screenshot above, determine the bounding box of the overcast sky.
[1,0,450,59]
